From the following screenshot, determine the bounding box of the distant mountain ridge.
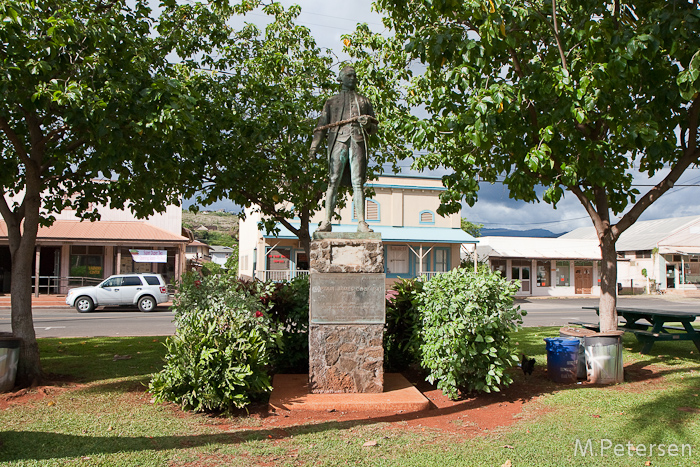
[480,228,562,238]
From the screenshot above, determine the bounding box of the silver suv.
[66,274,169,313]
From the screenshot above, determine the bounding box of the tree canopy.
[0,0,200,384]
[348,0,700,331]
[163,1,393,256]
[461,218,483,238]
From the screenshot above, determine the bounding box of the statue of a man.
[309,65,378,232]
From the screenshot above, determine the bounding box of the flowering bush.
[384,278,423,372]
[149,272,281,412]
[267,275,309,373]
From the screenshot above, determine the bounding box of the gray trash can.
[584,332,624,384]
[0,337,21,392]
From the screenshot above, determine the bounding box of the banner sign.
[129,249,167,263]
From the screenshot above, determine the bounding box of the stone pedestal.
[309,232,385,393]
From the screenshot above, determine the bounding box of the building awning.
[658,247,700,255]
[0,220,189,244]
[263,223,477,244]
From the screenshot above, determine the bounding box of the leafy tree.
[224,244,239,272]
[461,218,483,238]
[0,0,198,384]
[164,1,344,257]
[350,0,700,331]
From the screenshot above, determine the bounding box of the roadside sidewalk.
[0,295,174,309]
[0,294,68,308]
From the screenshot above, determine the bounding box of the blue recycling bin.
[544,337,579,383]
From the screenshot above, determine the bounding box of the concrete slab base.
[269,373,431,413]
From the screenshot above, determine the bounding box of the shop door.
[295,252,309,272]
[666,264,676,288]
[575,266,593,294]
[512,262,531,293]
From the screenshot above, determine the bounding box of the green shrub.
[267,275,310,373]
[200,261,222,275]
[416,267,524,399]
[149,272,281,412]
[384,278,423,372]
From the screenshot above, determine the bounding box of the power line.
[477,216,591,227]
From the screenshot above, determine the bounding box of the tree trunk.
[6,176,45,387]
[299,230,311,260]
[598,232,618,332]
[10,240,43,386]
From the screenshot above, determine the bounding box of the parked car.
[66,274,169,313]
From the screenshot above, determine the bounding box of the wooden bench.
[627,328,690,341]
[577,307,700,353]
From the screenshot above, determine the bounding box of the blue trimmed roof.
[263,223,477,244]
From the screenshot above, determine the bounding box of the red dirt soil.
[0,364,669,437]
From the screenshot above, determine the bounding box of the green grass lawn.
[1,330,699,466]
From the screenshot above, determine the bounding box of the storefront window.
[491,259,507,276]
[118,248,159,274]
[681,255,700,284]
[387,246,409,274]
[434,249,449,272]
[70,245,104,278]
[556,261,570,287]
[536,261,550,287]
[268,248,290,271]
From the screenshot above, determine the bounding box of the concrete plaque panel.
[310,273,385,324]
[331,245,364,267]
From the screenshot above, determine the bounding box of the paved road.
[519,295,700,326]
[1,295,698,338]
[0,306,176,338]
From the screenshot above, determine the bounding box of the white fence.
[255,270,310,282]
[418,271,447,280]
[254,270,447,282]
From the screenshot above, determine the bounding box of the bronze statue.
[309,65,378,232]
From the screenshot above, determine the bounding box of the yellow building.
[238,175,477,286]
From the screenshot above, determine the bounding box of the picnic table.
[578,307,700,354]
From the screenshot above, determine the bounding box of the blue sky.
[183,0,700,234]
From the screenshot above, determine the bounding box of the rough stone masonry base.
[309,324,384,393]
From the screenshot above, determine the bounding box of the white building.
[210,245,235,266]
[184,240,212,262]
[476,236,602,297]
[562,215,700,294]
[477,215,700,297]
[239,175,477,285]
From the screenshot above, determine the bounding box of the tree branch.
[38,125,69,149]
[551,0,568,72]
[0,116,30,163]
[24,111,45,166]
[508,47,540,140]
[616,148,700,236]
[568,184,605,235]
[95,0,119,14]
[0,189,14,223]
[277,216,301,238]
[687,93,700,155]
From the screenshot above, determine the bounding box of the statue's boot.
[317,220,332,232]
[357,221,373,233]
